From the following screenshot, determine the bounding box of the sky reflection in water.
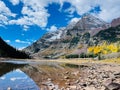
[0,69,40,90]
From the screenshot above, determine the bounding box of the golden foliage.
[88,42,120,55]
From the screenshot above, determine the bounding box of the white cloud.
[23,25,29,31]
[10,69,28,81]
[10,76,28,81]
[5,40,11,43]
[18,47,26,50]
[0,1,16,26]
[0,76,6,80]
[66,17,80,29]
[0,1,16,17]
[9,0,20,5]
[0,0,120,30]
[9,0,50,30]
[15,39,31,44]
[68,0,97,14]
[69,17,80,24]
[0,14,8,26]
[97,0,120,21]
[15,39,21,43]
[10,77,16,81]
[56,0,120,22]
[47,25,58,32]
[0,0,51,30]
[63,0,120,22]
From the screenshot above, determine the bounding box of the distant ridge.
[24,15,120,59]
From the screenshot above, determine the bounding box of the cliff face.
[24,15,120,59]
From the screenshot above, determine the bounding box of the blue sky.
[0,0,120,49]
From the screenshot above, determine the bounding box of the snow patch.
[46,28,65,41]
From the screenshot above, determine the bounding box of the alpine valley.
[24,14,120,59]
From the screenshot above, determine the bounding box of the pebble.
[40,64,120,90]
[64,76,69,79]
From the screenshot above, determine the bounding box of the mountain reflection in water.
[0,61,40,90]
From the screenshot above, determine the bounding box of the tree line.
[0,37,30,59]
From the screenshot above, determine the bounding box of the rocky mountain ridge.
[24,14,120,59]
[111,17,120,27]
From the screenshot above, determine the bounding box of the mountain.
[72,14,109,31]
[0,37,30,59]
[24,14,120,59]
[111,17,120,27]
[90,25,120,45]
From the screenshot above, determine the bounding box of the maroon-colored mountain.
[111,17,120,27]
[24,14,110,58]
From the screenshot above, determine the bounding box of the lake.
[0,60,40,90]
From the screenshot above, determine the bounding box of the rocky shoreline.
[21,61,120,90]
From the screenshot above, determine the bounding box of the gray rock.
[69,85,77,89]
[105,83,120,90]
[102,74,109,78]
[64,76,69,79]
[114,72,120,78]
[47,78,52,81]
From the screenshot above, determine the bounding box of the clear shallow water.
[0,60,36,64]
[0,61,40,90]
[0,69,40,90]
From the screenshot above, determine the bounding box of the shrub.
[70,37,79,44]
[65,54,79,58]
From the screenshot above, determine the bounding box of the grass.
[43,58,120,65]
[29,58,120,66]
[98,58,120,64]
